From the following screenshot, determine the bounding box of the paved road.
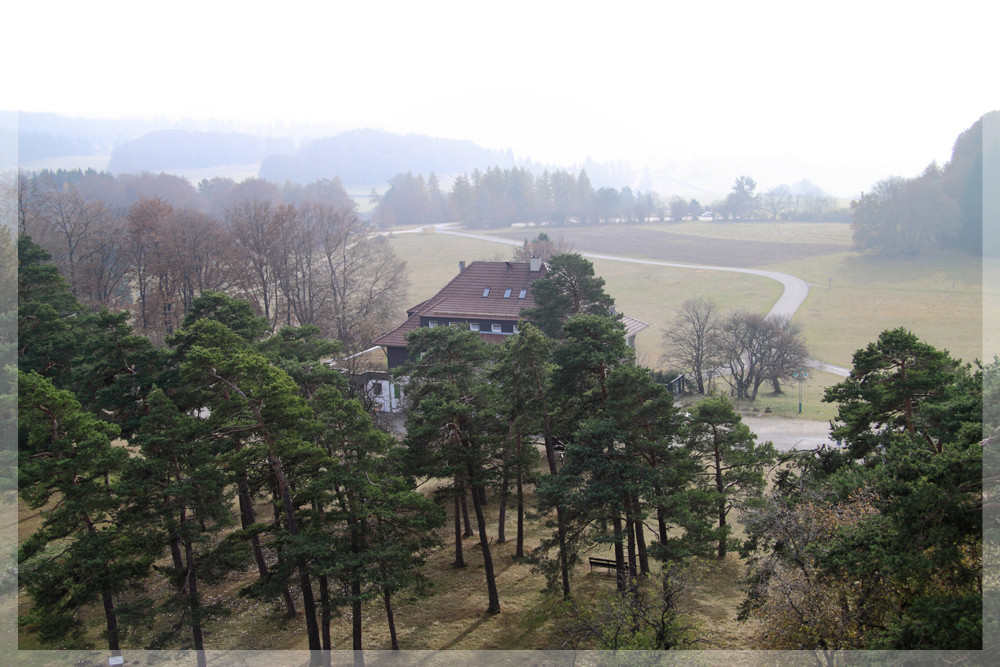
[433,224,809,319]
[431,224,842,373]
[401,224,842,445]
[742,416,836,452]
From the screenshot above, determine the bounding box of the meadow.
[388,220,986,398]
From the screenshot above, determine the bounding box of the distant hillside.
[108,130,294,174]
[259,129,514,185]
[6,113,642,192]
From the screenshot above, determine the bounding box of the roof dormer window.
[518,289,527,299]
[482,288,490,297]
[504,288,512,298]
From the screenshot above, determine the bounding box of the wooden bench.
[588,557,617,574]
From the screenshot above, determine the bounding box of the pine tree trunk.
[169,533,186,594]
[350,515,364,652]
[515,449,525,559]
[461,490,474,537]
[541,409,571,598]
[625,514,638,590]
[384,587,399,650]
[453,494,465,568]
[613,517,626,592]
[184,537,207,667]
[238,479,296,616]
[654,483,669,547]
[632,495,650,575]
[470,479,501,614]
[352,578,363,651]
[101,590,121,653]
[320,574,331,652]
[269,484,299,618]
[497,444,509,544]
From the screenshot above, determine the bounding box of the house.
[374,257,546,368]
[373,257,648,370]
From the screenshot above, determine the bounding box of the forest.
[7,220,990,659]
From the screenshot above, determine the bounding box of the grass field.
[388,221,986,404]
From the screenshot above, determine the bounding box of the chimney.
[529,256,541,272]
[459,260,466,272]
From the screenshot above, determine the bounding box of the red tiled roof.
[373,261,545,348]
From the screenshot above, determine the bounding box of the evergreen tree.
[741,331,982,650]
[522,254,615,338]
[310,385,443,651]
[179,317,328,658]
[685,394,776,558]
[824,327,981,460]
[400,325,502,613]
[18,371,152,652]
[122,388,239,664]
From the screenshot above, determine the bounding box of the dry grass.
[389,222,984,414]
[15,456,759,653]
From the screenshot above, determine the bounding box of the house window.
[393,384,401,399]
[491,323,502,333]
[513,324,520,334]
[469,323,480,331]
[503,288,512,298]
[518,289,527,299]
[482,288,490,297]
[428,320,438,327]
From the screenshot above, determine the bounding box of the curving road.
[433,224,840,367]
[433,224,809,317]
[408,224,843,447]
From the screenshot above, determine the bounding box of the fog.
[3,1,995,197]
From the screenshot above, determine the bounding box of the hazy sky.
[5,1,996,197]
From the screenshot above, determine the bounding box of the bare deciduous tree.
[313,203,407,352]
[717,311,808,400]
[662,297,721,394]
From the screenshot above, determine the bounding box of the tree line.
[370,168,846,229]
[850,111,993,256]
[11,169,406,353]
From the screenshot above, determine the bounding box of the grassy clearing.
[768,249,983,366]
[676,369,843,422]
[387,230,783,371]
[388,223,984,412]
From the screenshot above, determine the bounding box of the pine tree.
[18,371,152,652]
[401,325,503,613]
[685,394,776,558]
